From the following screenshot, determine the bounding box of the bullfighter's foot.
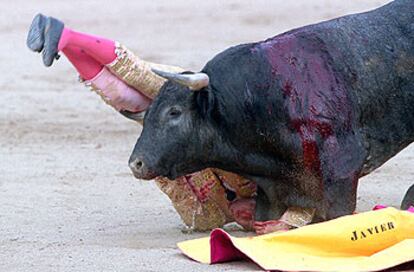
[42,16,64,67]
[279,206,316,228]
[254,220,290,235]
[27,13,47,52]
[254,207,316,234]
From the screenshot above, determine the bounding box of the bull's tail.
[401,184,414,210]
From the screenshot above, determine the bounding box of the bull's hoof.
[401,184,414,210]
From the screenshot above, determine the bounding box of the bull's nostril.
[129,158,144,173]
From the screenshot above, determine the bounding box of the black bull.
[130,0,414,222]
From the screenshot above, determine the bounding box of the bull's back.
[314,0,414,174]
[203,0,414,174]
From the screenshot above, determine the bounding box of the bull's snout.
[128,156,157,180]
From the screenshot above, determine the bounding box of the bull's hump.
[256,31,354,132]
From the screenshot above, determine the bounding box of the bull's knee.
[324,178,357,220]
[254,186,286,221]
[401,184,414,210]
[254,187,271,221]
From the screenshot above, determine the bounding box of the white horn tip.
[151,68,209,91]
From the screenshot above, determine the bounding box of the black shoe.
[26,13,47,52]
[42,16,64,67]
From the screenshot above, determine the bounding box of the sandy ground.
[1,0,412,271]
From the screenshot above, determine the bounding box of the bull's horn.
[152,69,209,91]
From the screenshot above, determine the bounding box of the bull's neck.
[198,87,292,178]
[201,126,291,178]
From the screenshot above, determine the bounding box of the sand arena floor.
[1,0,412,271]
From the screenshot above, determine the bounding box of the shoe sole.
[42,17,64,67]
[26,13,46,52]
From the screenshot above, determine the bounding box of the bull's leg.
[252,177,287,221]
[401,184,414,210]
[317,134,365,220]
[249,176,291,234]
[320,176,358,220]
[252,176,322,234]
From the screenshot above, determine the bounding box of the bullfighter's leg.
[27,14,183,99]
[27,14,153,113]
[62,44,151,112]
[62,45,103,80]
[57,27,117,65]
[60,45,152,113]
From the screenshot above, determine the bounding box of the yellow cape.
[178,208,414,271]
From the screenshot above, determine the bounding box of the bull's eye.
[168,107,182,118]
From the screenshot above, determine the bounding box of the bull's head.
[129,69,224,180]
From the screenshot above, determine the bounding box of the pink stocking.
[88,68,151,112]
[59,30,152,112]
[58,28,117,65]
[62,46,150,112]
[62,45,103,80]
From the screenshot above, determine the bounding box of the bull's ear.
[195,87,216,119]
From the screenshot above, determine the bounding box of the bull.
[129,0,414,225]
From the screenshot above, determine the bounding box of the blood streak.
[256,31,353,177]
